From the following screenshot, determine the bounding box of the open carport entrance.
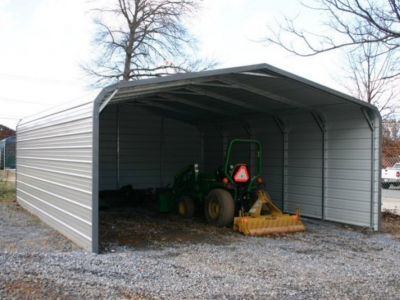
[95,64,381,251]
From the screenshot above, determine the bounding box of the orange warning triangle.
[234,165,249,182]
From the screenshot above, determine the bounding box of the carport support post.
[313,113,327,220]
[362,108,376,229]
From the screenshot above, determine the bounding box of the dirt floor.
[98,198,400,251]
[99,206,238,252]
[3,191,400,250]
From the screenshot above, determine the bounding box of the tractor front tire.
[205,189,235,227]
[178,196,195,218]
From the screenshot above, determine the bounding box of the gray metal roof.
[96,63,380,124]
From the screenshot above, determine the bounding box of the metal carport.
[16,63,382,253]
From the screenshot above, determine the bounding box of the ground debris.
[382,210,400,241]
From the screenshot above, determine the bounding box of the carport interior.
[97,64,380,229]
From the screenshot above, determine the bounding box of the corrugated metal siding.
[99,105,201,190]
[118,106,162,188]
[202,124,223,173]
[285,112,323,217]
[253,118,284,210]
[162,118,201,186]
[225,123,251,171]
[321,104,374,227]
[99,105,118,190]
[17,100,94,251]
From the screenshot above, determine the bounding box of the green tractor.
[157,139,305,235]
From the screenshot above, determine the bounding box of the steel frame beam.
[186,86,277,116]
[219,77,326,119]
[158,93,230,115]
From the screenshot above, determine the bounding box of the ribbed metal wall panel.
[99,105,201,190]
[285,112,323,217]
[162,118,201,186]
[118,106,162,188]
[225,123,251,170]
[320,104,375,228]
[99,105,118,190]
[253,118,284,210]
[17,100,94,251]
[202,124,224,173]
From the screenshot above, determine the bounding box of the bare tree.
[383,119,400,141]
[382,119,400,157]
[82,0,216,87]
[264,0,400,115]
[337,33,399,118]
[265,0,400,59]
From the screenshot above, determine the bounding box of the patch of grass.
[28,216,41,224]
[0,173,16,202]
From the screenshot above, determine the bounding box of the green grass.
[0,181,16,202]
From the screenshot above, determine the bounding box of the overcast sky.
[0,0,348,130]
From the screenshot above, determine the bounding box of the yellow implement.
[233,190,306,236]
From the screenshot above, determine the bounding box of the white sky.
[0,0,353,130]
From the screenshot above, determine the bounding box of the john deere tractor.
[157,139,305,235]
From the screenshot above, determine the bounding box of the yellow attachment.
[233,190,306,236]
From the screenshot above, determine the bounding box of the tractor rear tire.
[205,189,235,227]
[178,196,195,218]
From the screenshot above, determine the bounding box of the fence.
[0,136,16,170]
[381,156,400,215]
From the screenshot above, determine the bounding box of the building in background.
[0,136,16,169]
[0,125,16,141]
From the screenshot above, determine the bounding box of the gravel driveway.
[1,199,400,300]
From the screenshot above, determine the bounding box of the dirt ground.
[1,194,400,299]
[99,206,238,252]
[98,198,400,251]
[381,210,400,241]
[2,192,400,250]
